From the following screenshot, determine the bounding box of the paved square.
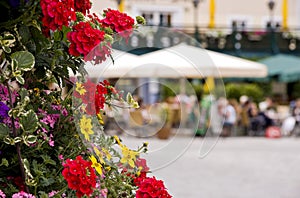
[121,135,300,198]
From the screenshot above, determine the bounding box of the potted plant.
[0,0,171,197]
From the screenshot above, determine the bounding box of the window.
[159,13,172,27]
[232,20,246,32]
[142,13,154,25]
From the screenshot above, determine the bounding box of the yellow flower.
[97,113,104,125]
[75,82,86,95]
[90,155,103,175]
[79,115,93,141]
[93,147,105,164]
[33,88,40,96]
[104,165,111,172]
[120,145,138,168]
[114,135,122,145]
[137,166,143,176]
[102,148,112,161]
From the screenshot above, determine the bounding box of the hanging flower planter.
[0,0,171,197]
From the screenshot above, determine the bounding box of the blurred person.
[240,100,251,136]
[248,101,273,136]
[220,99,236,137]
[187,95,198,128]
[259,97,278,121]
[239,95,249,105]
[196,95,214,136]
[229,98,240,136]
[292,98,300,136]
[136,97,150,124]
[176,93,190,127]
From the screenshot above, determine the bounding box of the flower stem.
[5,81,29,193]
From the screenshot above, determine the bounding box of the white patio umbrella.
[82,44,267,79]
[74,50,140,79]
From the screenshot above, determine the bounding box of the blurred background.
[88,1,300,197]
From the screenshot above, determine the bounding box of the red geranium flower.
[67,21,110,63]
[95,83,108,114]
[101,9,134,39]
[135,176,172,198]
[74,0,91,15]
[40,0,76,34]
[62,156,97,198]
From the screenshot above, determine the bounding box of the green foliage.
[161,84,177,101]
[225,83,242,100]
[225,83,264,103]
[0,1,158,198]
[291,81,300,99]
[192,84,203,101]
[0,1,83,196]
[19,110,39,133]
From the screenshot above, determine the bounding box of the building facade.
[93,0,300,29]
[92,0,300,56]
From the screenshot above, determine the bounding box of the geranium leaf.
[19,25,31,43]
[0,123,10,139]
[16,75,25,84]
[20,110,39,133]
[38,192,48,198]
[2,46,11,53]
[40,177,55,187]
[41,155,56,166]
[11,51,35,71]
[0,158,9,167]
[19,88,29,101]
[26,135,37,144]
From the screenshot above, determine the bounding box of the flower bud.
[76,12,85,22]
[104,27,114,35]
[104,34,114,43]
[143,142,148,147]
[136,16,146,25]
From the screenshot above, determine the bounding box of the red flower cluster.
[95,80,117,114]
[62,156,97,198]
[84,42,112,64]
[73,79,96,115]
[73,80,117,115]
[67,22,107,60]
[135,176,172,198]
[101,9,134,38]
[6,176,25,191]
[75,0,91,15]
[95,83,107,115]
[40,0,76,33]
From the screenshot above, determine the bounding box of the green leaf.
[19,110,39,133]
[2,46,11,53]
[11,51,35,71]
[11,58,18,71]
[53,30,63,41]
[26,135,37,144]
[3,33,15,41]
[14,137,22,144]
[0,123,10,139]
[19,25,31,43]
[19,88,29,101]
[40,177,55,187]
[38,192,48,198]
[41,155,56,166]
[16,75,25,84]
[0,158,9,167]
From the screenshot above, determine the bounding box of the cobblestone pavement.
[120,134,300,198]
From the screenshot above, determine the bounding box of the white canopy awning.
[82,44,267,79]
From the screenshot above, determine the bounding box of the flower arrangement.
[0,0,170,197]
